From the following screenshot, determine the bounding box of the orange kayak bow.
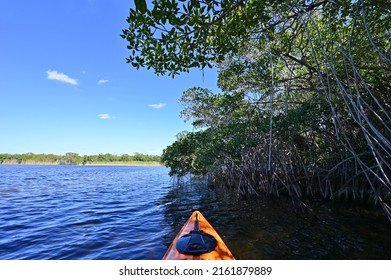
[162,210,235,260]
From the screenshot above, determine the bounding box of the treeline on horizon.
[0,152,161,165]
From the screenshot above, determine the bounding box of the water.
[0,165,390,260]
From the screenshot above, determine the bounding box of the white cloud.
[148,103,166,109]
[97,79,109,85]
[98,113,111,119]
[46,70,78,85]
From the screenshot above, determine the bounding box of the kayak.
[162,210,235,260]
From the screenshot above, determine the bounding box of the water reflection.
[1,165,389,260]
[160,180,391,259]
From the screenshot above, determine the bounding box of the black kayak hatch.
[175,213,217,255]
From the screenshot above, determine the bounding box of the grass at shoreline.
[83,161,162,166]
[0,160,162,166]
[0,153,162,166]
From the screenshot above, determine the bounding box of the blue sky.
[0,0,219,156]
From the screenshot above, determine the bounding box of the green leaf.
[191,0,200,9]
[134,0,147,14]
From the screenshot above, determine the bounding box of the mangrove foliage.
[123,0,391,220]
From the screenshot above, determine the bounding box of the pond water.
[0,165,390,259]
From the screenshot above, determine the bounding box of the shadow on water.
[159,179,391,260]
[1,166,389,260]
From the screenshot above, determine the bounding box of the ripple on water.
[1,165,391,260]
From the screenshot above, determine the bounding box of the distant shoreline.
[0,153,162,166]
[0,161,163,167]
[83,162,162,166]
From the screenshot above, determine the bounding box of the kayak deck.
[162,210,235,260]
